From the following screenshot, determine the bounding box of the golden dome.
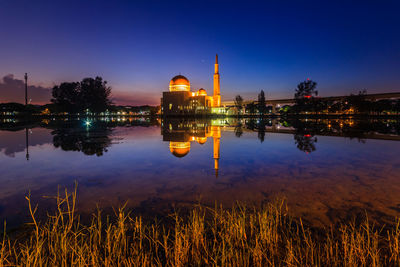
[169,75,190,92]
[197,88,207,96]
[196,137,207,145]
[169,142,190,158]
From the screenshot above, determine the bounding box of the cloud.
[0,74,52,104]
[0,128,53,158]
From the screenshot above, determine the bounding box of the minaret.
[213,54,221,107]
[212,126,221,178]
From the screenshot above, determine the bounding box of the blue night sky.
[0,0,399,105]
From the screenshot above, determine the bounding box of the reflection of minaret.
[213,54,221,107]
[212,126,221,178]
[25,127,29,161]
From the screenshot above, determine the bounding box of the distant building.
[161,55,222,116]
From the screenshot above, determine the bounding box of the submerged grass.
[0,185,399,266]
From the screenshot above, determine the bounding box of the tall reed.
[0,186,399,266]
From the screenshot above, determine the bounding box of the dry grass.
[0,185,399,266]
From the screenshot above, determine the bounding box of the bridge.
[221,92,400,113]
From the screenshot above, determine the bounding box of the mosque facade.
[161,55,222,116]
[162,119,221,177]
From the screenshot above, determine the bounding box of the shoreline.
[1,189,399,265]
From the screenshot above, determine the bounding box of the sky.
[0,0,399,105]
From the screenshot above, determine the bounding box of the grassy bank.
[1,187,399,266]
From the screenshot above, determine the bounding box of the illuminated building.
[169,141,191,158]
[213,54,221,108]
[162,119,221,177]
[161,55,222,116]
[211,125,220,177]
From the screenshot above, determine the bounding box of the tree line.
[233,80,400,115]
[234,90,268,115]
[291,81,400,115]
[232,118,400,152]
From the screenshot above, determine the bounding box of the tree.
[294,79,318,112]
[245,102,257,115]
[234,123,243,138]
[373,99,392,115]
[257,119,266,143]
[294,133,318,153]
[79,77,112,112]
[234,95,244,116]
[396,99,400,115]
[280,105,292,114]
[257,90,267,115]
[295,79,318,100]
[328,101,344,114]
[51,77,112,113]
[245,118,256,130]
[290,119,320,153]
[345,90,368,114]
[52,121,112,156]
[51,82,80,112]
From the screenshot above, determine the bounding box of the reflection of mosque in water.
[162,119,221,177]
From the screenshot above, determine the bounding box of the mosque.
[161,54,221,116]
[162,119,221,177]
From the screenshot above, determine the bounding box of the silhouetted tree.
[290,119,320,153]
[257,90,267,115]
[51,77,112,113]
[345,90,369,114]
[234,95,244,116]
[257,119,266,142]
[51,121,112,156]
[313,99,330,114]
[328,101,344,113]
[295,79,318,100]
[294,79,318,112]
[396,99,400,115]
[79,77,112,112]
[245,102,257,115]
[234,123,243,138]
[245,119,256,130]
[51,82,80,112]
[294,133,317,153]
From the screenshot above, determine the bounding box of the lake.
[1,117,400,228]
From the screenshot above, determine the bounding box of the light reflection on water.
[0,118,400,227]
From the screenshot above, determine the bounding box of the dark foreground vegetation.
[1,187,399,266]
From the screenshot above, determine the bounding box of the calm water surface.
[1,118,400,228]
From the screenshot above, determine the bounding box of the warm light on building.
[41,108,50,115]
[169,75,191,92]
[198,88,207,96]
[161,55,221,116]
[169,142,191,158]
[163,120,222,177]
[196,137,207,144]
